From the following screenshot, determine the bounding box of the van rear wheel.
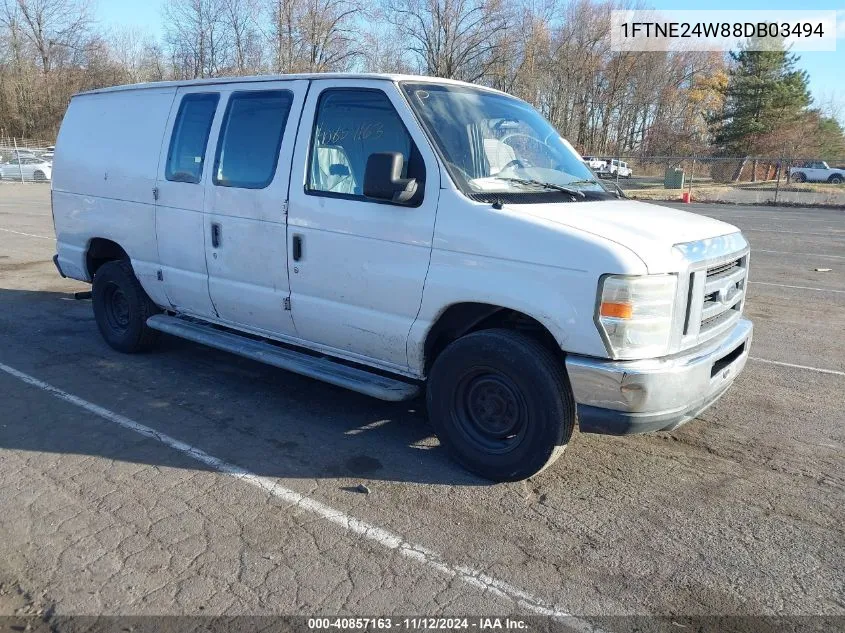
[427,329,575,482]
[92,259,160,353]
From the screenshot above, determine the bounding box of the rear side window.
[166,93,219,184]
[214,90,293,189]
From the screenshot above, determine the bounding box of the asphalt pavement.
[0,186,842,629]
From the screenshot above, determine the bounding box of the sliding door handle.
[292,234,303,261]
[211,222,221,248]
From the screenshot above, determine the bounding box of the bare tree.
[108,27,159,84]
[301,0,361,71]
[222,0,261,73]
[1,0,91,74]
[268,0,297,72]
[266,0,361,73]
[0,0,838,157]
[381,0,509,82]
[163,0,233,78]
[358,22,414,74]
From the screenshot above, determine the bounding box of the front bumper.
[566,318,752,435]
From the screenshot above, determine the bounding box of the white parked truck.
[789,161,845,184]
[596,159,632,178]
[582,155,604,171]
[51,73,752,481]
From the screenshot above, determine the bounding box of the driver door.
[286,79,440,372]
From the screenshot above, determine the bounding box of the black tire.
[828,174,844,184]
[793,172,806,183]
[33,170,45,181]
[92,259,160,353]
[426,329,575,481]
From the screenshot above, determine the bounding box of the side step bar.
[146,315,420,402]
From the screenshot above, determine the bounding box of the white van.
[51,73,752,481]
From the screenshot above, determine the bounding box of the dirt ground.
[622,178,845,207]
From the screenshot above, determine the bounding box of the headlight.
[596,274,677,359]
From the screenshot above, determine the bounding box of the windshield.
[401,82,610,200]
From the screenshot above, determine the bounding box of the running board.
[146,315,420,402]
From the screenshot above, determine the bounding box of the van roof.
[75,72,510,98]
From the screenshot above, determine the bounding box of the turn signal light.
[600,302,634,319]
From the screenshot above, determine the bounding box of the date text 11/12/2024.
[307,617,530,630]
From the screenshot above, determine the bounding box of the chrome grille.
[699,257,745,337]
[678,249,749,349]
[706,259,741,279]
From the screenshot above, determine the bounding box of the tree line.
[1,0,842,159]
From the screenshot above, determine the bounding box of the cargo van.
[51,73,752,481]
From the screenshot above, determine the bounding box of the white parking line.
[753,249,845,260]
[0,361,602,630]
[701,214,841,223]
[750,357,845,377]
[0,227,53,240]
[741,228,845,237]
[749,281,845,294]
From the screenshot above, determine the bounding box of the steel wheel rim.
[103,282,131,331]
[452,368,529,454]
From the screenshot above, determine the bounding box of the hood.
[506,198,741,273]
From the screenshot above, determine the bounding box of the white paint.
[51,74,748,372]
[345,418,392,435]
[750,357,845,377]
[0,227,53,240]
[749,281,845,294]
[741,228,845,237]
[0,361,604,630]
[701,215,839,224]
[753,248,845,260]
[202,80,308,338]
[286,78,443,368]
[52,73,754,422]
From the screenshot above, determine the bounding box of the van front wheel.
[427,329,575,481]
[92,259,160,353]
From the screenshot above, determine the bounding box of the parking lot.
[0,184,843,629]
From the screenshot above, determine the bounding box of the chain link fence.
[2,139,844,205]
[0,138,54,183]
[588,155,845,207]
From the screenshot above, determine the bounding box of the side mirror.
[363,152,418,204]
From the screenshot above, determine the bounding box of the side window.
[213,90,293,189]
[166,93,219,184]
[306,88,424,201]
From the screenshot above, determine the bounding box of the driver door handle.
[292,234,303,261]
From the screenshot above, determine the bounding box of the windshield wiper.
[567,178,626,198]
[495,177,585,198]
